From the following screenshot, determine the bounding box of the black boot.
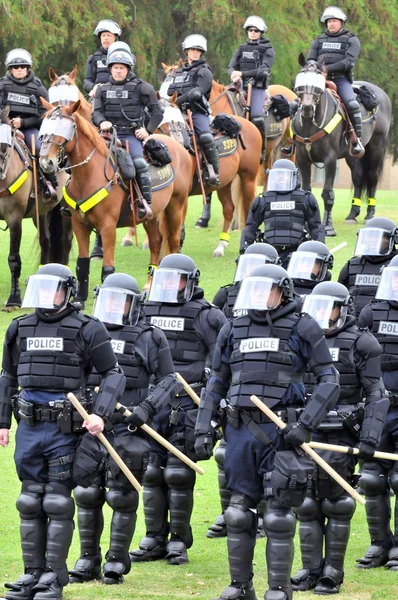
[90,232,103,260]
[4,572,41,600]
[347,100,364,156]
[251,117,266,163]
[75,256,90,305]
[133,156,153,219]
[199,132,220,186]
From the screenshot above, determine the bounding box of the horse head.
[48,66,92,121]
[295,55,326,117]
[39,101,80,174]
[156,92,187,144]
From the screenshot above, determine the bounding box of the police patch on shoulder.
[378,321,398,336]
[270,201,295,210]
[329,347,340,361]
[239,337,280,353]
[150,316,185,331]
[354,274,380,286]
[111,339,126,354]
[27,337,64,351]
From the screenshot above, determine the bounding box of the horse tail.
[158,211,170,260]
[231,175,246,229]
[362,140,387,199]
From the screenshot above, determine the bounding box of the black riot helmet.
[234,243,280,282]
[234,263,294,314]
[376,254,398,305]
[148,254,200,304]
[93,272,143,326]
[287,240,333,282]
[302,281,352,332]
[354,217,398,257]
[22,263,76,312]
[266,159,300,193]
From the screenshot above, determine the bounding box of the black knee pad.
[43,492,75,520]
[198,131,213,147]
[322,495,356,521]
[214,440,226,470]
[105,487,139,513]
[143,463,164,488]
[225,505,256,537]
[294,495,321,522]
[74,485,105,509]
[358,462,388,496]
[164,455,196,490]
[16,491,44,520]
[264,500,296,538]
[133,156,148,174]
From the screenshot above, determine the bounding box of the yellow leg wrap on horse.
[147,263,158,275]
[368,198,376,206]
[351,197,362,207]
[220,232,231,242]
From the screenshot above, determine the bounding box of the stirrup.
[350,139,364,156]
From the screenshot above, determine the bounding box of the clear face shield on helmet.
[93,287,140,326]
[287,251,328,282]
[376,266,398,302]
[22,274,69,311]
[234,253,273,283]
[354,227,393,257]
[266,168,297,192]
[302,294,348,331]
[148,269,195,304]
[234,276,283,312]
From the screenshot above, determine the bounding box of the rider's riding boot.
[347,100,364,156]
[251,117,266,163]
[133,156,153,220]
[43,172,58,203]
[199,132,220,186]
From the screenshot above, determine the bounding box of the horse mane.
[74,112,108,157]
[162,59,183,74]
[212,80,227,95]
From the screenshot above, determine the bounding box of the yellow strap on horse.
[63,184,110,213]
[8,169,29,195]
[323,113,343,134]
[220,232,231,242]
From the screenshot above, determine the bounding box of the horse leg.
[195,193,212,228]
[213,184,234,258]
[73,218,92,306]
[61,213,74,265]
[321,157,337,237]
[5,219,22,308]
[164,202,184,255]
[121,226,135,246]
[142,219,162,290]
[38,215,51,265]
[101,224,117,282]
[90,231,104,260]
[344,154,364,224]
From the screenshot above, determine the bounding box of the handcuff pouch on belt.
[13,395,92,434]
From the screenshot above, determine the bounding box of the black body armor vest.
[218,282,241,320]
[92,48,110,84]
[262,189,308,248]
[100,78,144,126]
[236,39,273,87]
[167,60,211,99]
[346,257,389,319]
[2,72,43,118]
[325,326,363,404]
[368,301,398,374]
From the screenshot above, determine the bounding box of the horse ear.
[170,92,177,104]
[48,67,58,82]
[156,91,160,100]
[161,62,168,72]
[178,58,183,68]
[71,99,81,114]
[3,105,10,119]
[69,65,78,81]
[41,96,54,111]
[298,53,306,67]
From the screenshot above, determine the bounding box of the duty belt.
[14,397,91,433]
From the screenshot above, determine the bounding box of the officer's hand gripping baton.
[116,402,204,475]
[308,440,398,462]
[175,372,200,406]
[67,392,142,492]
[249,394,365,505]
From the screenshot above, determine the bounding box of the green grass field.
[0,189,397,600]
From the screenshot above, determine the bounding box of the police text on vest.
[150,316,185,331]
[355,274,380,286]
[111,340,126,354]
[378,321,398,336]
[239,338,280,353]
[27,338,64,351]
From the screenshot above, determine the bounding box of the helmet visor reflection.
[22,275,67,309]
[234,276,282,311]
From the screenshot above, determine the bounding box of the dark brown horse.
[0,107,69,308]
[39,100,192,301]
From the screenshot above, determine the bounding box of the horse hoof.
[364,210,376,223]
[141,242,149,250]
[195,218,209,229]
[212,250,225,258]
[3,303,21,312]
[121,238,133,247]
[344,218,358,225]
[90,249,103,260]
[325,227,337,237]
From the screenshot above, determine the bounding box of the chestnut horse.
[39,100,192,302]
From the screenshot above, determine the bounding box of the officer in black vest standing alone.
[69,273,176,585]
[195,263,339,600]
[356,255,398,570]
[0,263,125,600]
[240,159,325,267]
[292,281,387,594]
[130,254,227,565]
[228,15,275,160]
[84,20,122,96]
[338,217,398,321]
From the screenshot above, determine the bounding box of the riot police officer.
[307,6,363,154]
[0,263,125,600]
[130,254,227,565]
[0,48,58,200]
[92,43,163,214]
[195,263,339,600]
[287,240,333,309]
[356,255,398,569]
[240,159,325,267]
[167,34,220,185]
[338,217,398,320]
[69,273,176,584]
[292,282,387,594]
[228,15,275,160]
[84,20,122,96]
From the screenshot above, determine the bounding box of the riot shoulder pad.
[356,328,382,359]
[207,305,228,332]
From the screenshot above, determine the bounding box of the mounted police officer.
[0,48,58,200]
[84,20,122,96]
[240,159,325,267]
[308,6,363,155]
[69,273,176,585]
[92,43,163,216]
[355,255,398,570]
[195,263,339,600]
[167,34,220,185]
[287,240,333,309]
[338,217,398,320]
[292,282,387,594]
[130,254,227,565]
[228,16,275,160]
[0,263,125,600]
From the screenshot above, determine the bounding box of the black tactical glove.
[126,399,155,428]
[357,441,376,461]
[282,422,312,447]
[194,434,215,460]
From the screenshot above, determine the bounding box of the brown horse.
[38,100,192,302]
[48,66,92,121]
[0,107,69,308]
